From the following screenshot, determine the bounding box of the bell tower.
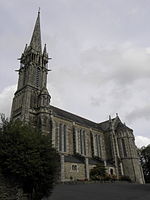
[11,11,51,135]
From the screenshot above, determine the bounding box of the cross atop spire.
[30,10,42,53]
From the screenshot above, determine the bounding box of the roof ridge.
[50,105,98,125]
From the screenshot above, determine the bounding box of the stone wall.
[64,162,86,181]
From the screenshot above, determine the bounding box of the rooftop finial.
[38,7,40,14]
[109,115,112,123]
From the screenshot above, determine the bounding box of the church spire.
[30,9,42,53]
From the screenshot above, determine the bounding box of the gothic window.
[83,130,86,155]
[93,134,101,158]
[110,168,114,175]
[36,67,40,88]
[80,130,83,155]
[122,139,127,157]
[96,135,99,156]
[79,129,86,156]
[59,124,62,151]
[59,123,67,153]
[64,125,67,152]
[74,128,79,153]
[98,135,101,157]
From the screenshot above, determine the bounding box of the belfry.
[11,11,51,135]
[11,11,145,183]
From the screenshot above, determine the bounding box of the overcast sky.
[0,0,150,147]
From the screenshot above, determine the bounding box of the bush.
[0,116,60,200]
[90,164,106,180]
[140,145,150,183]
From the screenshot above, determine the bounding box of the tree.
[0,115,60,199]
[90,164,106,180]
[140,145,150,183]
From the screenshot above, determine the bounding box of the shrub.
[90,164,106,180]
[0,116,60,200]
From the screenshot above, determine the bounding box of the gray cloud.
[1,0,150,147]
[0,85,16,117]
[127,105,150,122]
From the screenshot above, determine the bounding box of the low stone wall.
[64,162,86,180]
[60,179,132,185]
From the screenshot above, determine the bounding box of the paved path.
[49,183,150,200]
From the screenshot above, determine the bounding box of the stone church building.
[11,12,145,184]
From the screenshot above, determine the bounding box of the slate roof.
[50,105,100,130]
[64,155,84,164]
[64,155,111,165]
[89,158,104,165]
[98,119,114,131]
[50,105,132,132]
[116,121,133,131]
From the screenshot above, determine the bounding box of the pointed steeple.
[30,9,42,53]
[43,44,48,57]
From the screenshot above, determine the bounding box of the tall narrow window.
[59,123,67,153]
[83,131,86,155]
[94,134,101,158]
[80,130,83,154]
[74,128,79,153]
[36,67,40,88]
[79,129,86,155]
[64,125,67,152]
[59,124,62,151]
[98,135,101,157]
[95,135,97,156]
[122,139,127,157]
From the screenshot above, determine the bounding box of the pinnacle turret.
[30,10,42,53]
[43,44,48,57]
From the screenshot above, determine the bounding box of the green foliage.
[90,164,106,180]
[140,145,150,183]
[0,115,60,200]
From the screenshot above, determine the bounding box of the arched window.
[83,130,86,155]
[110,168,113,175]
[80,129,83,155]
[94,134,101,158]
[59,124,62,151]
[64,125,67,152]
[98,135,101,157]
[122,139,127,157]
[59,123,67,153]
[79,129,86,156]
[36,67,40,88]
